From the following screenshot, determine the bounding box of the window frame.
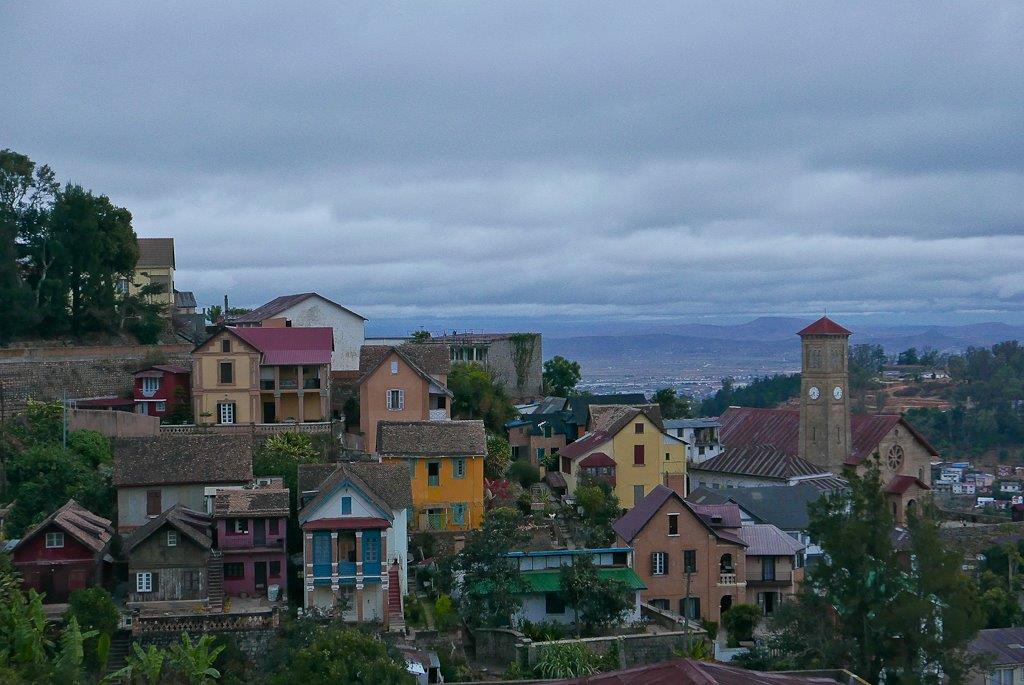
[668,513,679,536]
[45,531,65,548]
[146,489,162,517]
[341,496,352,515]
[218,360,234,385]
[142,376,161,394]
[386,388,405,411]
[136,572,153,593]
[221,338,231,353]
[651,551,668,576]
[217,402,236,425]
[683,549,697,573]
[633,444,645,465]
[166,530,178,547]
[427,461,440,487]
[453,458,466,479]
[223,563,245,580]
[635,422,644,434]
[233,519,249,535]
[390,360,399,375]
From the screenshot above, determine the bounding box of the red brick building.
[10,500,114,603]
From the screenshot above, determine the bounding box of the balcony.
[260,380,275,390]
[718,572,744,586]
[745,571,793,586]
[279,379,298,390]
[303,378,321,390]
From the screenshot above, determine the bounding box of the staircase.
[387,561,405,631]
[106,631,131,674]
[207,550,224,613]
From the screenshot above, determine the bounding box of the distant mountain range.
[545,318,1024,389]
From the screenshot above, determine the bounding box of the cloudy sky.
[3,2,1023,333]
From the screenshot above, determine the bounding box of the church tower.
[798,316,853,476]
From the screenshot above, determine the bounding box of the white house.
[297,462,411,628]
[234,293,366,371]
[504,547,645,627]
[664,418,724,465]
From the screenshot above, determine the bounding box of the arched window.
[719,553,734,573]
[887,445,905,471]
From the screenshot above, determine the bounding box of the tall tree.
[448,362,515,432]
[559,555,630,636]
[651,388,692,419]
[543,356,581,396]
[456,507,529,628]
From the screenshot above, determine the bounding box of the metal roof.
[691,443,829,480]
[969,627,1024,667]
[664,418,722,429]
[518,567,646,593]
[737,523,805,556]
[229,326,334,365]
[136,238,175,268]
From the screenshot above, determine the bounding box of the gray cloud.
[1,1,1023,329]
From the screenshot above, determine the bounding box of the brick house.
[505,411,579,465]
[113,434,253,532]
[10,500,114,603]
[213,483,289,599]
[356,344,452,453]
[124,505,215,606]
[736,524,805,615]
[132,364,190,421]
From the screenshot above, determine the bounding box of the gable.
[300,479,393,524]
[193,328,258,356]
[276,294,366,324]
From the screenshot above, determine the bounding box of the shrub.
[519,620,566,642]
[534,643,599,679]
[510,460,540,488]
[722,604,762,647]
[435,593,458,631]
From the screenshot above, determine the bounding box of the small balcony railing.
[718,572,740,585]
[279,379,298,390]
[746,571,793,585]
[260,380,275,390]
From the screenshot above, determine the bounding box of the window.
[136,572,153,593]
[146,490,162,516]
[651,551,668,576]
[453,503,466,525]
[536,447,545,461]
[390,360,399,374]
[635,422,644,434]
[142,377,160,395]
[234,519,249,534]
[545,592,566,614]
[650,598,669,611]
[45,532,64,548]
[218,361,233,384]
[224,563,245,580]
[633,444,645,465]
[454,458,466,479]
[986,669,1014,685]
[668,513,679,536]
[665,452,670,461]
[543,425,552,438]
[684,549,697,573]
[341,496,352,515]
[166,531,177,547]
[428,461,440,486]
[269,561,281,577]
[408,459,416,479]
[795,551,805,569]
[634,485,644,506]
[561,456,571,474]
[680,597,701,620]
[181,570,200,593]
[386,389,405,410]
[155,401,166,412]
[221,339,231,353]
[217,402,235,424]
[269,519,280,535]
[762,556,776,581]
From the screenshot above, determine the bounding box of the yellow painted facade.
[130,264,175,308]
[192,329,330,424]
[384,454,485,531]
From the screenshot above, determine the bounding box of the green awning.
[518,567,646,593]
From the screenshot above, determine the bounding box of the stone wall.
[69,408,159,437]
[132,609,280,661]
[525,631,701,669]
[0,342,191,419]
[473,628,526,665]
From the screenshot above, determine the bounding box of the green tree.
[485,433,512,479]
[559,555,630,636]
[542,356,581,397]
[897,347,920,366]
[572,479,620,547]
[721,604,761,647]
[409,329,431,342]
[509,459,540,488]
[651,388,692,420]
[66,587,119,674]
[448,362,515,432]
[456,507,529,628]
[267,624,412,685]
[253,432,329,554]
[698,374,801,417]
[753,462,984,682]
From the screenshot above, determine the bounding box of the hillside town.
[3,230,1024,685]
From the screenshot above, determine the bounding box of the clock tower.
[798,316,853,476]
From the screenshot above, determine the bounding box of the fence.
[159,421,335,436]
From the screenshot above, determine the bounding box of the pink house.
[213,482,289,599]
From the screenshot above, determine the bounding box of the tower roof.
[797,316,852,337]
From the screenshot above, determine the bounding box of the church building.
[714,317,936,524]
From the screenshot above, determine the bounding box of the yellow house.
[558,406,687,507]
[376,420,486,531]
[128,238,176,308]
[192,327,333,425]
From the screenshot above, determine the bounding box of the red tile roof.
[229,326,333,365]
[797,316,853,336]
[558,430,612,459]
[884,474,931,494]
[718,406,939,466]
[691,443,828,480]
[14,500,114,555]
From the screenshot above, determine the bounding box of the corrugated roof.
[234,292,366,323]
[519,567,646,593]
[229,326,333,365]
[969,627,1024,667]
[14,500,113,555]
[797,316,853,336]
[114,434,253,487]
[559,430,612,459]
[718,406,939,466]
[555,658,852,684]
[688,483,826,531]
[689,503,743,528]
[738,523,805,556]
[376,420,486,457]
[579,452,616,468]
[136,238,175,268]
[691,444,829,480]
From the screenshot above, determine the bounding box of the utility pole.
[684,568,694,652]
[62,389,68,450]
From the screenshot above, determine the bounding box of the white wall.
[118,484,209,528]
[514,590,642,626]
[279,296,365,371]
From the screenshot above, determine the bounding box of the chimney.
[223,294,229,312]
[663,472,687,498]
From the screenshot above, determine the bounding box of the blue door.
[312,532,332,578]
[362,530,381,578]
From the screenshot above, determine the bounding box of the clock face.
[808,386,820,400]
[833,386,844,400]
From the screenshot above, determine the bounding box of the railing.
[279,379,298,389]
[312,563,332,578]
[220,536,286,551]
[745,571,793,584]
[338,561,356,576]
[718,572,739,585]
[132,608,279,636]
[160,421,334,435]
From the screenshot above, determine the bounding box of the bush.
[510,460,540,488]
[722,604,761,647]
[519,619,567,642]
[435,593,458,631]
[404,596,426,627]
[534,643,599,679]
[65,587,119,673]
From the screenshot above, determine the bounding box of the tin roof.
[229,326,334,365]
[691,444,829,480]
[969,627,1024,667]
[797,316,852,336]
[519,567,646,593]
[737,523,805,556]
[233,292,366,323]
